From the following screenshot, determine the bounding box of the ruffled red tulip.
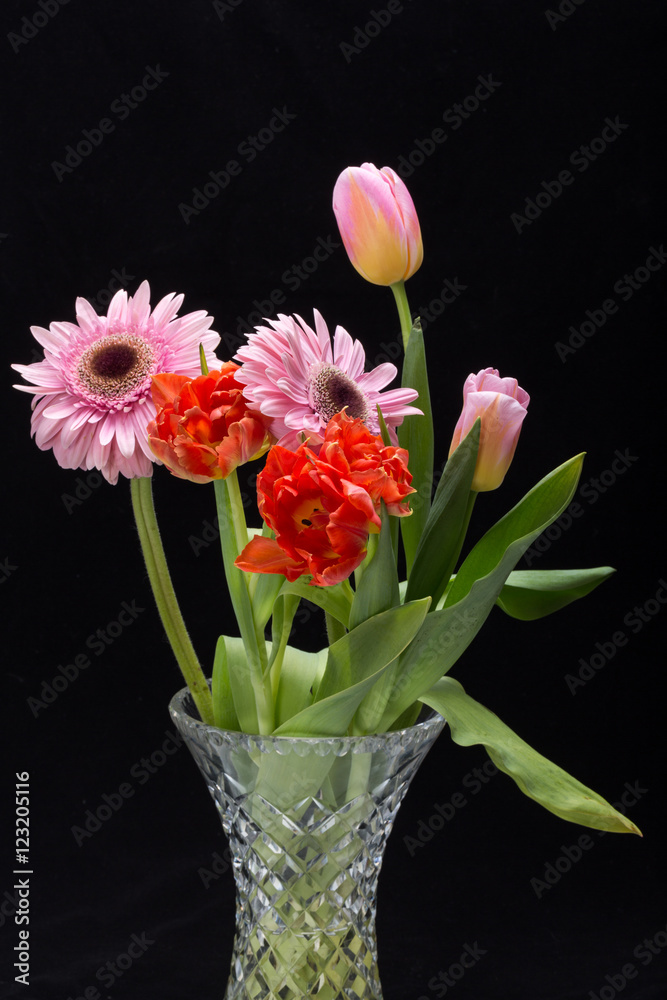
[235,411,414,586]
[148,363,274,483]
[333,163,423,286]
[449,368,530,492]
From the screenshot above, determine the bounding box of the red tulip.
[235,411,414,586]
[148,363,273,483]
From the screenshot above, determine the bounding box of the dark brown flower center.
[90,343,138,379]
[309,364,368,424]
[77,334,155,403]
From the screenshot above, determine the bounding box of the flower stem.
[213,474,274,734]
[130,476,214,725]
[390,280,413,351]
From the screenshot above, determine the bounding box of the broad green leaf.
[444,454,585,607]
[398,319,433,572]
[315,599,430,704]
[275,600,430,737]
[214,636,260,732]
[211,636,240,731]
[274,644,327,728]
[376,593,490,730]
[421,677,641,835]
[378,454,587,729]
[274,647,411,738]
[497,567,615,620]
[279,577,353,630]
[405,420,480,608]
[349,504,400,631]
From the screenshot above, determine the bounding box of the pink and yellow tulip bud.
[450,368,530,492]
[333,163,423,286]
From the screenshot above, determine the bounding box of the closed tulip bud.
[333,162,423,286]
[450,368,530,492]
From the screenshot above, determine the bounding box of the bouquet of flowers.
[12,162,640,839]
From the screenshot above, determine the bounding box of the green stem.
[130,477,214,725]
[268,594,300,701]
[213,474,274,734]
[390,280,413,351]
[226,467,251,557]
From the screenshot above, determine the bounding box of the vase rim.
[169,683,446,755]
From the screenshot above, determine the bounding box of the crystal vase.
[170,686,445,1000]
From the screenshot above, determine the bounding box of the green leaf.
[211,636,240,731]
[267,591,301,696]
[377,454,588,729]
[274,650,408,738]
[445,453,586,607]
[213,636,260,732]
[272,667,390,736]
[275,600,430,737]
[315,598,430,704]
[279,577,353,630]
[249,564,286,630]
[317,602,427,720]
[274,645,327,728]
[497,567,616,620]
[398,319,433,573]
[405,420,479,607]
[349,503,400,631]
[421,677,641,835]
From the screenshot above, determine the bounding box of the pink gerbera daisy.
[12,281,220,484]
[233,310,421,448]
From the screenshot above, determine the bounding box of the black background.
[1,1,666,998]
